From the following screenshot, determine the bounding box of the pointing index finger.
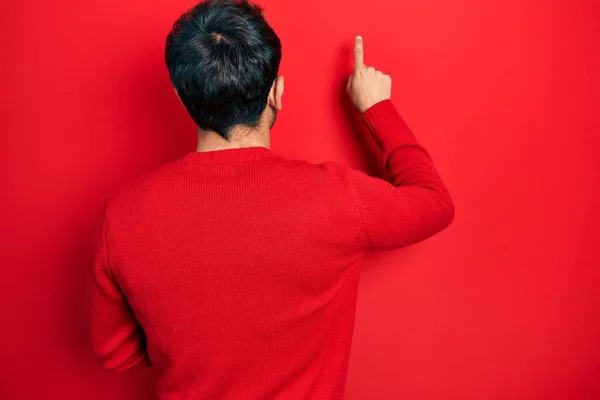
[354,36,365,70]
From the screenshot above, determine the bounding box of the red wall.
[2,0,600,399]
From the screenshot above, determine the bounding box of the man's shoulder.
[105,157,187,214]
[271,156,363,197]
[277,156,353,179]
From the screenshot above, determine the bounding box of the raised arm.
[346,36,454,251]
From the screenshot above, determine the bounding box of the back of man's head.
[165,0,282,139]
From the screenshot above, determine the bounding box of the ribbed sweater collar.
[184,146,274,165]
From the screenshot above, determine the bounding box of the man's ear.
[268,76,284,111]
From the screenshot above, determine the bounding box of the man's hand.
[347,36,392,113]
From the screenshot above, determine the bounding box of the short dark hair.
[165,0,282,139]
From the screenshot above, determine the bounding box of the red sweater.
[90,100,454,399]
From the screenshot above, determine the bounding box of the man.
[89,0,454,399]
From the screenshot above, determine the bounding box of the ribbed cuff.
[362,100,418,156]
[115,351,152,371]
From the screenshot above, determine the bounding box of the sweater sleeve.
[89,205,151,371]
[348,100,454,251]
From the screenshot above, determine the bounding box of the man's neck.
[196,127,270,153]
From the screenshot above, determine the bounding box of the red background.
[2,0,600,399]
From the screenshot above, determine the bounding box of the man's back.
[102,146,367,398]
[91,101,454,399]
